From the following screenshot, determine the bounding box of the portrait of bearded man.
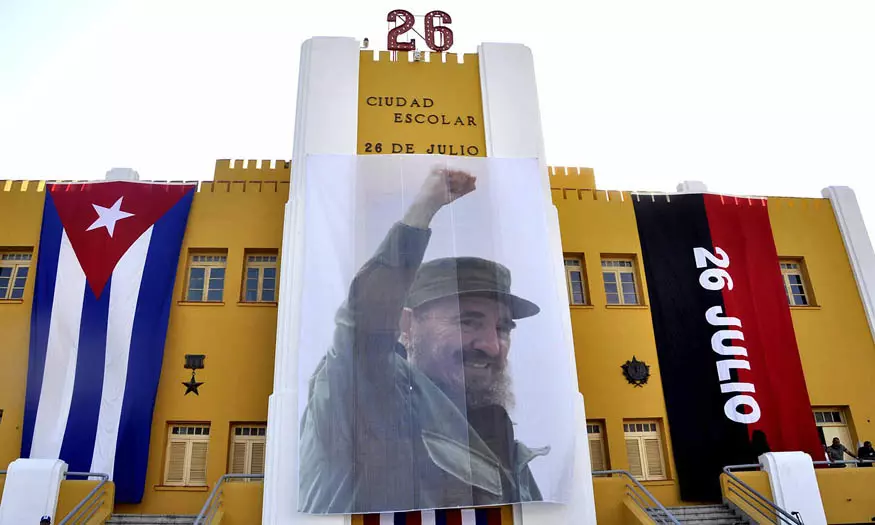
[298,165,549,514]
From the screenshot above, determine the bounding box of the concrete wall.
[722,468,875,525]
[0,477,114,524]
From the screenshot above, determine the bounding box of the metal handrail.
[194,473,264,525]
[0,470,109,524]
[59,471,110,525]
[813,459,873,467]
[593,470,680,524]
[722,464,804,525]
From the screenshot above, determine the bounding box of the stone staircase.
[105,515,197,525]
[649,504,750,525]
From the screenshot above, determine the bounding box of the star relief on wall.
[182,354,205,395]
[622,356,651,387]
[182,371,204,396]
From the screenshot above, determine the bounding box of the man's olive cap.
[406,257,540,319]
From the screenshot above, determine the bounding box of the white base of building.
[0,458,67,525]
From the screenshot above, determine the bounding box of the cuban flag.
[21,181,196,504]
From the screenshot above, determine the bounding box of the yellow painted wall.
[551,184,684,506]
[719,471,775,524]
[213,159,290,183]
[0,181,46,467]
[113,169,288,515]
[722,468,875,524]
[0,478,114,524]
[357,51,486,157]
[0,170,286,517]
[816,467,875,523]
[218,481,264,525]
[768,198,875,445]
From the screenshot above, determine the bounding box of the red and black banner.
[633,193,822,502]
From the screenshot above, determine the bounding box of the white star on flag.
[86,197,135,237]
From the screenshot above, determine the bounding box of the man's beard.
[407,334,514,410]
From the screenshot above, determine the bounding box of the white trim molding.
[479,42,596,525]
[263,36,360,525]
[822,186,875,344]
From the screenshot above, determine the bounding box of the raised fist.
[402,166,477,230]
[417,166,477,208]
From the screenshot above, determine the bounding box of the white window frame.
[229,424,267,479]
[0,251,33,300]
[813,408,846,427]
[780,260,812,306]
[242,253,278,303]
[164,424,210,486]
[623,421,667,481]
[186,253,227,302]
[587,422,608,472]
[564,257,588,305]
[602,258,640,305]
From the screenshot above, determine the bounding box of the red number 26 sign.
[387,10,454,52]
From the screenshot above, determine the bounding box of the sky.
[1,0,874,234]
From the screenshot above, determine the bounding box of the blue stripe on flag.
[112,189,194,503]
[435,510,448,525]
[59,277,111,472]
[474,509,488,525]
[22,193,64,458]
[394,512,407,525]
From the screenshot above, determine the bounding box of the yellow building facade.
[2,46,875,524]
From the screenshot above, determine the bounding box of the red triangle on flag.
[48,182,195,298]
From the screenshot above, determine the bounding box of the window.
[186,253,227,302]
[814,410,844,425]
[587,422,608,472]
[243,253,277,302]
[0,251,33,300]
[780,260,812,306]
[624,421,666,481]
[814,407,856,464]
[164,424,210,486]
[602,258,640,305]
[229,425,267,478]
[564,256,587,305]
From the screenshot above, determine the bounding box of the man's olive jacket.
[298,222,547,514]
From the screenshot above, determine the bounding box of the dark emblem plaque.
[622,356,651,387]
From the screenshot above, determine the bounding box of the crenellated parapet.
[361,49,478,65]
[213,159,291,183]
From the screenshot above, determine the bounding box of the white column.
[263,36,360,525]
[0,458,67,525]
[478,43,597,525]
[677,180,708,193]
[760,452,827,525]
[822,186,875,345]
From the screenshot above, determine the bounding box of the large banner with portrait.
[295,155,577,515]
[633,193,823,502]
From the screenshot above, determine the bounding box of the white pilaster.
[677,180,708,193]
[822,186,875,344]
[478,43,547,174]
[479,43,597,525]
[263,36,360,525]
[760,452,827,525]
[105,167,140,181]
[0,459,67,525]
